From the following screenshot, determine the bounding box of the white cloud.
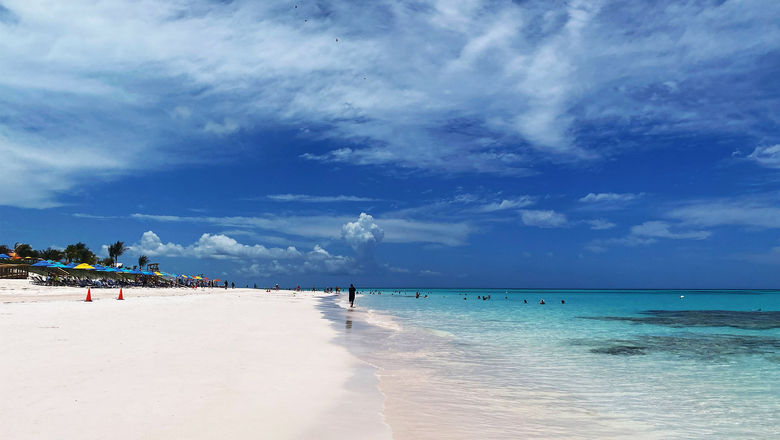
[586,219,616,230]
[519,209,568,228]
[126,231,355,276]
[267,194,377,203]
[131,231,187,257]
[476,197,534,212]
[586,219,710,252]
[203,119,239,135]
[579,192,640,203]
[342,213,384,260]
[667,196,780,229]
[630,221,710,240]
[1,0,777,206]
[746,145,780,168]
[131,212,471,246]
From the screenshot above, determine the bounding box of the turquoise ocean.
[322,289,779,439]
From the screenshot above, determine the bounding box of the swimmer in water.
[539,299,545,305]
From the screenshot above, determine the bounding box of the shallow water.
[321,289,780,439]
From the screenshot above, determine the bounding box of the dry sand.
[0,280,391,439]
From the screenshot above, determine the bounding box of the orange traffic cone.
[117,289,124,300]
[85,288,92,302]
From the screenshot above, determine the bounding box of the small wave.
[365,309,402,332]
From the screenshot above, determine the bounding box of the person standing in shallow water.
[348,283,356,308]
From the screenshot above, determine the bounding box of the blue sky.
[1,0,779,288]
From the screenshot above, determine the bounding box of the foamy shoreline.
[0,280,391,439]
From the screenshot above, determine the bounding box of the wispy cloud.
[130,212,471,246]
[519,209,568,228]
[475,197,534,212]
[577,192,644,211]
[667,195,780,229]
[1,1,777,207]
[586,220,710,252]
[585,219,616,230]
[266,194,377,203]
[746,145,780,169]
[631,221,710,240]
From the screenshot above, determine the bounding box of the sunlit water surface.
[321,289,779,439]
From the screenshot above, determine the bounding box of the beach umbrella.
[31,261,52,267]
[154,271,163,276]
[102,267,117,273]
[50,262,68,268]
[0,254,10,259]
[194,276,203,280]
[180,275,188,279]
[73,263,95,270]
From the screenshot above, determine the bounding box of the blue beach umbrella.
[31,261,52,267]
[0,254,10,259]
[50,262,68,268]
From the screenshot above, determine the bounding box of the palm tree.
[108,241,126,266]
[138,255,148,271]
[39,247,64,261]
[14,243,38,259]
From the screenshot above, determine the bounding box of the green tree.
[108,241,126,265]
[14,243,38,259]
[99,257,114,266]
[0,244,12,255]
[39,248,64,261]
[138,255,148,270]
[63,242,97,264]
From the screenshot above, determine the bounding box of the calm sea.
[321,289,779,439]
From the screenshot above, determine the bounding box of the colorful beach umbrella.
[0,254,10,259]
[73,263,95,270]
[31,261,52,267]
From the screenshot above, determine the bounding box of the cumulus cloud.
[127,231,300,259]
[125,231,356,276]
[342,212,385,260]
[519,210,568,228]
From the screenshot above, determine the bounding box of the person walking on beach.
[348,283,356,308]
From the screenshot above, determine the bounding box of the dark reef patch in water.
[581,310,780,330]
[573,334,780,360]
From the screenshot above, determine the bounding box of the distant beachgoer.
[231,282,235,289]
[540,299,545,305]
[561,299,565,304]
[224,280,228,290]
[349,283,356,308]
[416,292,420,298]
[523,299,527,304]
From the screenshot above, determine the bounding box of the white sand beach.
[0,280,391,440]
